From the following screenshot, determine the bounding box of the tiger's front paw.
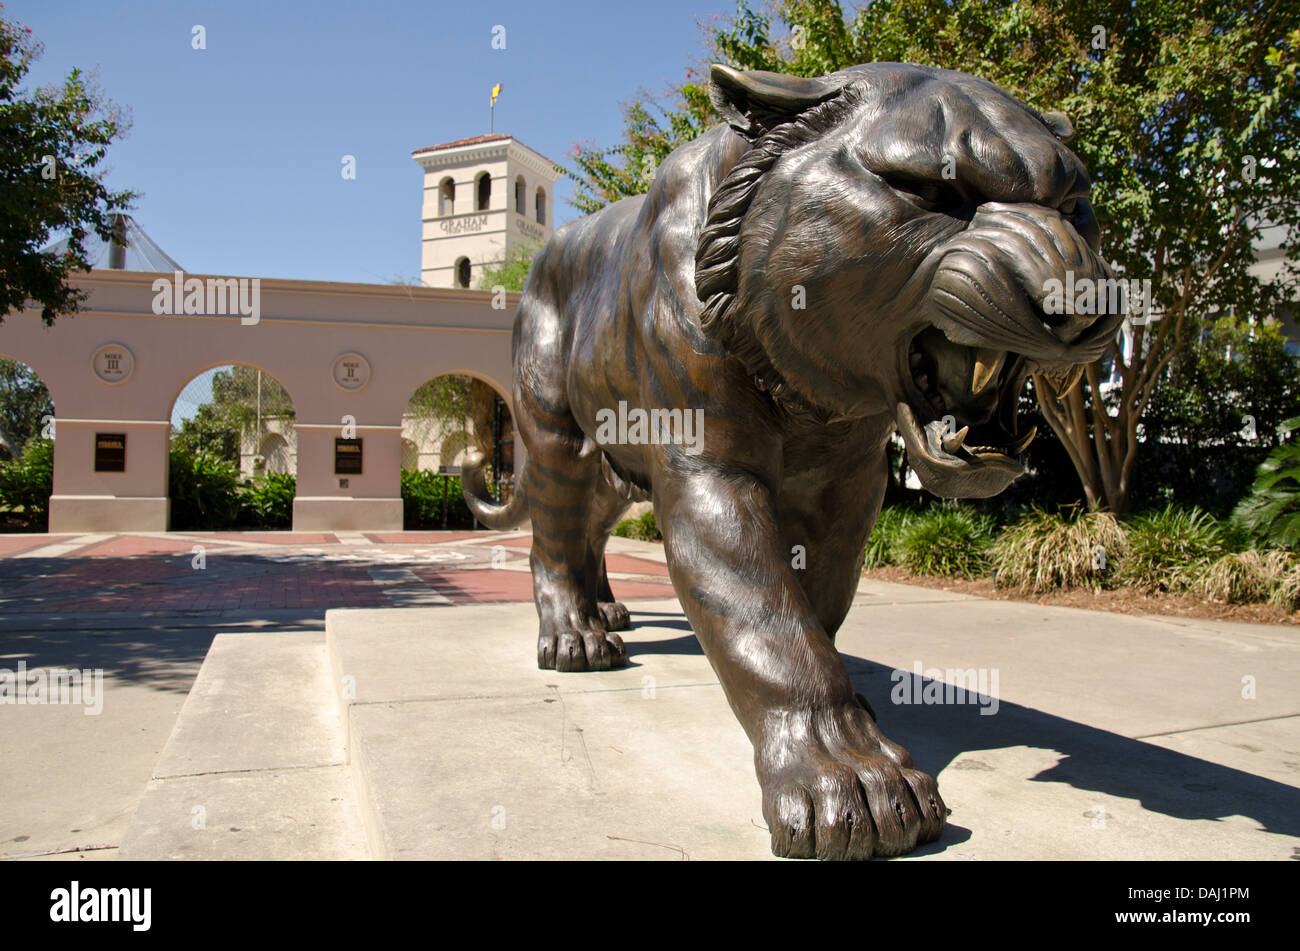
[756,704,946,860]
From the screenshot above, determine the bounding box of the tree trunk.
[0,416,21,460]
[1033,367,1136,515]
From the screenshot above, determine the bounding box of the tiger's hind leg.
[589,477,632,632]
[523,416,630,672]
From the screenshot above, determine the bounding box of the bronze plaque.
[334,438,363,475]
[94,433,126,472]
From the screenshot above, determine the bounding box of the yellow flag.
[490,83,502,106]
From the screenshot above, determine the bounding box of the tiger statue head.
[695,63,1125,498]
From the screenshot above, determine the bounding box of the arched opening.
[476,171,491,211]
[169,365,297,529]
[515,175,526,214]
[535,186,546,226]
[0,356,55,532]
[455,257,472,289]
[402,373,515,529]
[400,438,419,472]
[258,432,291,475]
[438,177,455,217]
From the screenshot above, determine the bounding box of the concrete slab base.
[112,585,1298,860]
[328,594,1299,861]
[49,496,168,533]
[292,497,403,532]
[119,631,367,860]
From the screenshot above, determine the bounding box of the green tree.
[0,357,53,459]
[477,242,541,292]
[0,8,136,324]
[1139,315,1300,512]
[0,435,52,529]
[171,367,294,462]
[568,0,1300,514]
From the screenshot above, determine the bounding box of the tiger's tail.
[460,450,529,530]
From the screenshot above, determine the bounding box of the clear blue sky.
[7,0,741,284]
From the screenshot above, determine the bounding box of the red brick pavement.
[415,568,675,604]
[470,536,533,549]
[0,535,74,556]
[75,536,238,557]
[0,531,674,615]
[184,532,340,545]
[366,532,486,544]
[603,553,670,577]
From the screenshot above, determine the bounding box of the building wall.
[415,138,559,288]
[0,270,519,531]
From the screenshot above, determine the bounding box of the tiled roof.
[412,134,553,165]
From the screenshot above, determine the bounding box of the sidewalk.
[0,529,670,860]
[1,531,1296,860]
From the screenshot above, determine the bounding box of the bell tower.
[412,134,560,289]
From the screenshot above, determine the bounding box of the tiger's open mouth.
[895,326,1041,498]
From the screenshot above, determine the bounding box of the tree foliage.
[476,241,541,292]
[171,367,294,462]
[0,7,135,324]
[0,357,53,459]
[566,0,1300,514]
[1234,415,1300,547]
[0,434,52,528]
[1138,315,1300,511]
[407,374,472,445]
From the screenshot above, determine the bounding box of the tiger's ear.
[709,64,847,138]
[1041,110,1075,144]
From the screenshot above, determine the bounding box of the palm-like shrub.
[1233,417,1300,550]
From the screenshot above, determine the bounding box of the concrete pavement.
[3,529,1297,860]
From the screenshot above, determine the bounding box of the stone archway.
[1,270,517,531]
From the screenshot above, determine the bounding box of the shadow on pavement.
[623,614,1300,844]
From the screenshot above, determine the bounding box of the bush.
[612,509,661,541]
[1194,549,1294,606]
[168,444,242,530]
[1270,561,1300,612]
[992,506,1128,591]
[1232,417,1300,549]
[237,472,295,529]
[864,506,914,568]
[0,437,54,530]
[893,502,995,577]
[1120,505,1233,593]
[401,468,474,529]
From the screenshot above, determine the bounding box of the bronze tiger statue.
[463,62,1123,860]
